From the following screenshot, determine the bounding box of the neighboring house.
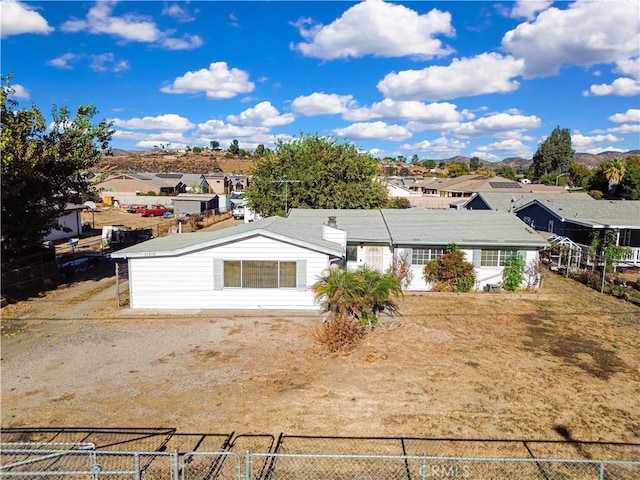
[181,174,208,194]
[171,193,219,217]
[287,209,548,291]
[110,217,345,309]
[463,191,586,213]
[513,197,640,266]
[94,173,187,197]
[204,173,228,195]
[417,175,488,197]
[227,174,250,191]
[43,203,88,242]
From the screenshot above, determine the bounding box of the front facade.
[115,208,548,310]
[288,209,549,291]
[111,217,344,309]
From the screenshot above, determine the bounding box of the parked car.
[135,204,173,217]
[232,204,245,220]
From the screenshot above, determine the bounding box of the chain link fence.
[2,443,639,479]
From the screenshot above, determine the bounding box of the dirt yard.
[2,246,640,452]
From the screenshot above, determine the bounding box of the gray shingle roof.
[287,209,391,243]
[110,216,344,258]
[516,197,640,228]
[380,209,548,247]
[467,192,591,212]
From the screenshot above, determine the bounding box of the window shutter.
[472,249,482,267]
[213,258,223,290]
[296,259,307,291]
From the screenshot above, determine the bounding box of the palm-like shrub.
[312,265,403,353]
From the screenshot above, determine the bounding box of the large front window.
[223,260,296,288]
[481,249,518,267]
[411,248,444,265]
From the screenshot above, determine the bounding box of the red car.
[135,204,173,217]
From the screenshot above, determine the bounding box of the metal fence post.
[245,450,251,480]
[421,457,427,480]
[134,453,141,480]
[172,449,180,480]
[599,461,605,480]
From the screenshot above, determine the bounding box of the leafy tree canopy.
[1,74,113,261]
[245,133,388,217]
[496,165,516,180]
[621,154,640,200]
[532,126,575,182]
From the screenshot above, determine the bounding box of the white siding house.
[288,209,549,291]
[111,217,345,309]
[114,209,549,310]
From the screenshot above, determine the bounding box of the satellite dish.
[83,201,97,210]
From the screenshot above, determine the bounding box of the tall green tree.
[245,133,388,217]
[621,155,640,199]
[531,126,575,182]
[209,140,220,151]
[228,139,240,155]
[469,156,481,171]
[1,75,113,260]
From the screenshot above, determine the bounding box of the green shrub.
[502,255,526,291]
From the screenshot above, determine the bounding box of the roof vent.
[327,216,337,228]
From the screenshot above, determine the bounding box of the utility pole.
[270,177,301,214]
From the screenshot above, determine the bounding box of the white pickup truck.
[232,204,245,219]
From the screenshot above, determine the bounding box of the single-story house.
[113,208,549,309]
[94,173,187,197]
[110,217,345,309]
[288,209,549,291]
[513,197,640,267]
[43,203,88,242]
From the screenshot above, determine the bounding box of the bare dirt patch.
[1,269,639,448]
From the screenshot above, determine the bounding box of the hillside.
[96,150,256,175]
[95,149,639,175]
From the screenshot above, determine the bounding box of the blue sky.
[2,0,639,161]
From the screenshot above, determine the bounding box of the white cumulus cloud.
[471,139,533,161]
[583,77,640,97]
[196,119,268,138]
[343,99,465,124]
[451,112,541,138]
[0,0,53,38]
[400,136,467,156]
[291,93,357,116]
[8,83,30,99]
[608,109,640,124]
[160,62,255,99]
[572,133,622,149]
[377,53,524,101]
[333,121,412,141]
[508,1,553,20]
[61,1,202,50]
[227,102,295,127]
[502,1,640,78]
[292,0,454,60]
[111,114,195,131]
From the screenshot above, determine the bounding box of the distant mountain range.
[439,150,639,170]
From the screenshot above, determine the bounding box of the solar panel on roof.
[156,173,183,179]
[489,181,522,189]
